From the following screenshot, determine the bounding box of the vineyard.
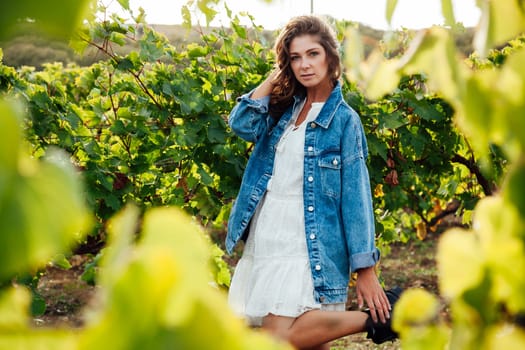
[1,0,525,349]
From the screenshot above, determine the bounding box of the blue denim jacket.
[226,82,380,304]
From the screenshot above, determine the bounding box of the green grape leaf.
[79,207,291,350]
[52,254,72,270]
[364,57,401,100]
[400,27,463,102]
[117,0,130,10]
[0,0,94,41]
[437,228,485,298]
[0,109,91,281]
[0,287,31,331]
[476,0,525,55]
[366,135,388,162]
[181,5,192,29]
[392,287,449,349]
[504,161,525,217]
[385,0,399,26]
[474,196,525,312]
[486,323,525,349]
[393,288,440,330]
[30,293,47,317]
[441,0,456,28]
[0,100,21,211]
[232,21,247,39]
[197,0,219,25]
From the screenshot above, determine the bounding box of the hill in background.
[0,22,474,69]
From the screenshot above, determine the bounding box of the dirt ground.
[31,254,97,329]
[31,234,440,349]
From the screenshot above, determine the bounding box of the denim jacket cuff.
[350,248,381,273]
[236,89,270,113]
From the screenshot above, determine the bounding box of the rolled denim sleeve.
[341,113,380,272]
[228,90,271,143]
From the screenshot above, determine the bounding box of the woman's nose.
[301,58,311,68]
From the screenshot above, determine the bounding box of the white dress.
[228,101,345,326]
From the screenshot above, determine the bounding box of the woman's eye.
[291,56,299,61]
[309,51,319,56]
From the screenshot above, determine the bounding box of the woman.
[225,15,401,349]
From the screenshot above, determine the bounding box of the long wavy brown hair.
[269,15,342,120]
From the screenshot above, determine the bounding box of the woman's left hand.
[355,266,391,324]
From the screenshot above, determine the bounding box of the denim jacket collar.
[290,81,343,130]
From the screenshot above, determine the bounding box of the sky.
[112,0,481,30]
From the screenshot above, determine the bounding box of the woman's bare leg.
[262,314,330,350]
[262,310,368,350]
[261,314,295,343]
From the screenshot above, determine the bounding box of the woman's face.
[289,34,330,89]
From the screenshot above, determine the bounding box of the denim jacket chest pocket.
[318,152,341,198]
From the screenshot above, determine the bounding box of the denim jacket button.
[307,176,314,182]
[310,122,316,128]
[332,159,338,165]
[315,264,321,271]
[307,146,314,152]
[309,233,316,240]
[308,206,314,212]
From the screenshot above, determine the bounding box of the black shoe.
[365,286,403,344]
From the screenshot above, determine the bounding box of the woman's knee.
[261,314,295,340]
